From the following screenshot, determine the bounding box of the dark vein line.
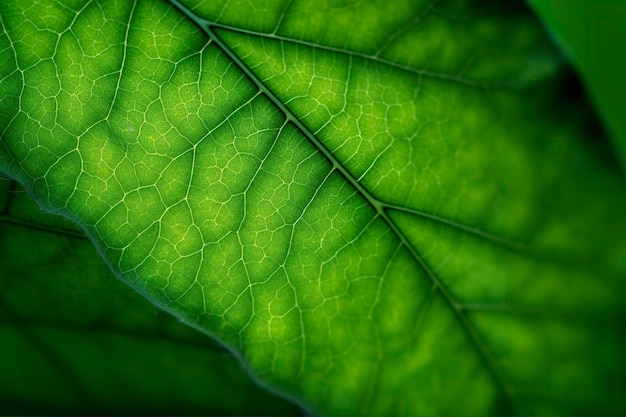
[384,201,618,278]
[0,215,86,240]
[168,0,517,411]
[271,0,293,36]
[169,4,519,90]
[217,26,520,89]
[383,202,530,252]
[373,0,438,58]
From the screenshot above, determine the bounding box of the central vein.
[166,0,516,411]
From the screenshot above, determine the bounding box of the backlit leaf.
[1,1,625,415]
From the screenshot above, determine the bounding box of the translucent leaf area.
[0,0,625,415]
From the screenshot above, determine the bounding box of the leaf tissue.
[0,0,625,415]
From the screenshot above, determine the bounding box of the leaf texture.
[0,0,625,415]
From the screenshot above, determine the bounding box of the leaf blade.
[1,0,625,415]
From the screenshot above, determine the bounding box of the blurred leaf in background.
[527,0,626,170]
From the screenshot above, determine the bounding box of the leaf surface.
[0,0,625,415]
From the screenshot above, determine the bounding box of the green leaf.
[0,177,300,415]
[1,0,625,415]
[526,0,626,171]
